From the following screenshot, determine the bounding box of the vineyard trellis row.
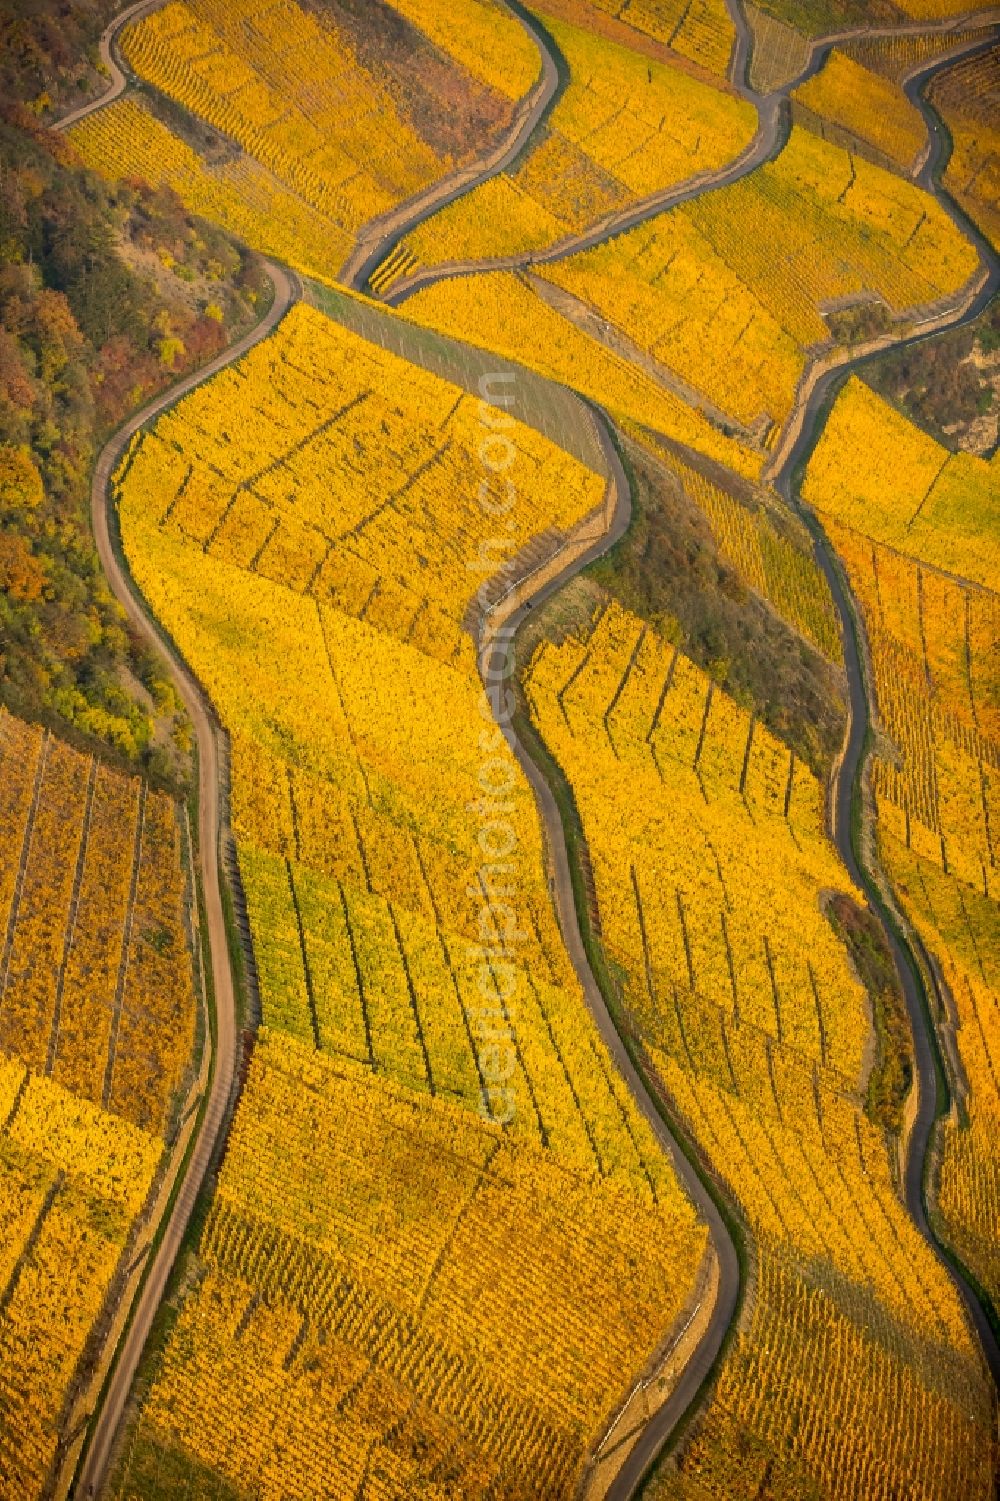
[105,300,714,1499]
[524,598,996,1500]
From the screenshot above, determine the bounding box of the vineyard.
[119,301,601,644]
[524,600,997,1500]
[111,1029,704,1500]
[929,42,1000,253]
[577,0,737,75]
[802,376,1000,592]
[743,5,813,91]
[70,96,352,285]
[804,395,1000,1319]
[116,0,534,264]
[541,125,979,432]
[897,0,999,18]
[0,708,199,1500]
[68,0,546,288]
[843,26,997,82]
[12,0,999,1494]
[402,270,766,478]
[396,4,755,271]
[380,0,541,100]
[886,839,1000,1308]
[0,1055,161,1499]
[791,49,927,170]
[652,447,843,660]
[106,299,713,1492]
[0,710,198,1135]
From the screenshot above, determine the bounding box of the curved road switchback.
[381,99,783,307]
[69,262,297,1500]
[771,36,1000,1389]
[49,3,999,1496]
[50,0,565,311]
[473,14,1000,1487]
[53,0,165,132]
[339,0,564,291]
[377,3,998,306]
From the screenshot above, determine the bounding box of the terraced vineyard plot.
[110,300,710,1495]
[395,5,755,272]
[541,126,979,434]
[804,438,1000,1315]
[887,843,1000,1308]
[576,0,737,75]
[821,519,1000,883]
[0,709,198,1135]
[745,0,968,29]
[657,448,843,659]
[792,49,927,170]
[897,0,996,16]
[403,270,766,478]
[108,0,529,276]
[525,600,997,1501]
[929,42,1000,252]
[526,602,867,1078]
[111,1029,704,1501]
[803,376,1000,591]
[70,97,352,285]
[382,0,542,98]
[0,709,201,1499]
[743,5,813,91]
[121,301,599,636]
[843,26,997,83]
[0,1053,161,1499]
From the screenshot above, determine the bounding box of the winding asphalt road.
[340,0,563,291]
[52,2,999,1496]
[478,411,741,1501]
[771,35,1000,1389]
[69,262,297,1500]
[52,0,164,132]
[52,0,562,303]
[378,4,999,306]
[471,8,1000,1489]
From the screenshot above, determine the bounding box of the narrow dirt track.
[69,262,296,1500]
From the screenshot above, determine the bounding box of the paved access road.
[771,28,1000,1391]
[469,10,1000,1492]
[475,408,741,1501]
[53,0,164,132]
[379,3,1000,305]
[70,262,297,1500]
[59,3,1000,1495]
[339,0,562,291]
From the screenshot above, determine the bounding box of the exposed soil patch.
[587,436,846,775]
[311,0,519,166]
[865,292,999,456]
